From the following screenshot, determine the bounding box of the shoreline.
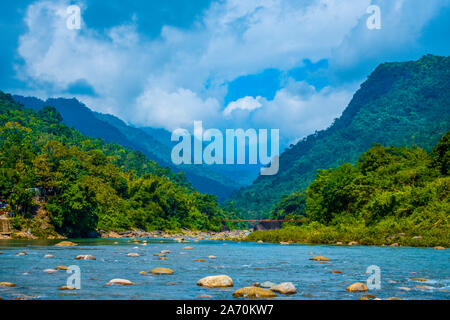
[1,229,446,250]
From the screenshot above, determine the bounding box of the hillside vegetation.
[248,133,449,247]
[0,91,239,237]
[13,95,246,199]
[232,55,450,218]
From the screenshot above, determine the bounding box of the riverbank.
[245,225,449,248]
[99,229,250,241]
[2,227,250,242]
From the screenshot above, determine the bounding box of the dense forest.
[0,91,240,237]
[232,55,450,219]
[249,133,449,247]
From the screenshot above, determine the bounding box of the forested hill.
[12,95,241,199]
[0,91,238,237]
[232,55,450,219]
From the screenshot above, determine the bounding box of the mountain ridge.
[231,54,450,218]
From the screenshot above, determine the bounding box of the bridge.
[222,219,303,222]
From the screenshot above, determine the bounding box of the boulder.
[331,270,342,274]
[127,253,140,257]
[75,255,96,260]
[55,266,69,270]
[390,243,399,247]
[106,279,134,286]
[44,254,54,258]
[346,282,368,292]
[16,252,27,256]
[412,236,423,239]
[416,285,434,290]
[153,253,165,257]
[0,282,16,287]
[150,268,174,275]
[410,278,428,282]
[197,275,233,288]
[270,282,297,294]
[434,246,445,250]
[160,250,171,254]
[183,246,194,250]
[194,259,205,262]
[207,256,217,259]
[232,287,277,298]
[58,286,75,290]
[348,241,359,246]
[260,281,276,288]
[397,287,411,291]
[309,256,330,261]
[43,269,58,274]
[55,241,77,247]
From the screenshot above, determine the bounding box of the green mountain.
[0,91,238,237]
[12,95,245,199]
[232,55,450,218]
[247,133,450,247]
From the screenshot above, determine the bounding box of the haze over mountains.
[12,95,259,200]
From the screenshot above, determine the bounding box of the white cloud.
[223,96,262,117]
[228,80,356,144]
[134,87,221,131]
[15,0,447,142]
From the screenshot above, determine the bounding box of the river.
[0,238,449,300]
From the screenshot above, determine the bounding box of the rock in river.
[58,286,76,290]
[232,287,277,299]
[260,281,276,288]
[150,268,174,275]
[55,241,77,247]
[197,275,233,288]
[309,256,330,261]
[434,246,445,250]
[346,283,368,292]
[75,255,96,260]
[331,270,342,274]
[270,282,297,294]
[0,282,16,287]
[127,253,140,257]
[44,254,54,258]
[183,246,194,250]
[44,269,58,274]
[55,266,69,270]
[106,279,134,286]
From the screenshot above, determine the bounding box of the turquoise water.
[0,238,449,300]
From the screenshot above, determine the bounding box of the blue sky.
[1,0,450,147]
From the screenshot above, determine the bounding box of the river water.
[0,238,449,300]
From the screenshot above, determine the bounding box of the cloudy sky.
[1,0,449,147]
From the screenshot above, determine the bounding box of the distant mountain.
[231,55,450,218]
[12,95,244,199]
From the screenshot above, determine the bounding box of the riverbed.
[0,238,448,300]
